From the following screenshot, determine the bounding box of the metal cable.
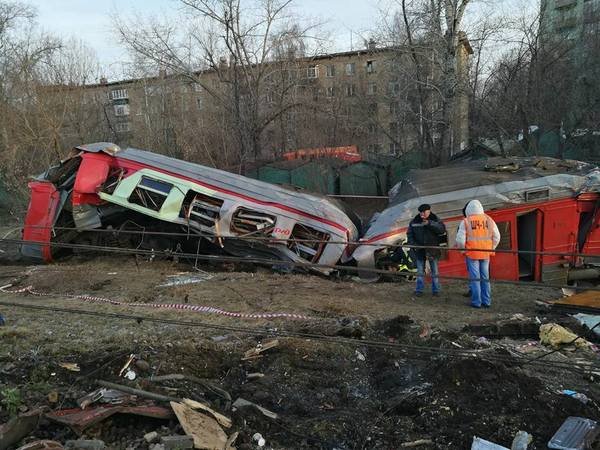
[1,299,598,373]
[18,224,600,258]
[3,237,600,291]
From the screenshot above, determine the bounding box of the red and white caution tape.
[0,285,310,320]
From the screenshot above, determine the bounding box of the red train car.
[352,157,600,284]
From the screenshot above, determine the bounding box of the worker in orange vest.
[455,200,500,308]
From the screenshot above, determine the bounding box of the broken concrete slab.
[0,408,44,450]
[144,431,160,444]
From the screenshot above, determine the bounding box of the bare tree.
[115,0,328,168]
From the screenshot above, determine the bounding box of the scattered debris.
[64,440,105,450]
[146,374,231,407]
[47,391,59,404]
[46,405,172,434]
[539,323,593,350]
[158,272,214,287]
[572,314,600,337]
[471,436,509,450]
[182,398,232,429]
[58,363,80,372]
[16,441,63,450]
[246,372,264,380]
[560,390,591,404]
[548,416,599,449]
[0,408,44,450]
[97,380,179,403]
[118,354,136,377]
[232,398,279,420]
[400,438,433,447]
[160,435,194,450]
[243,340,279,360]
[252,432,266,447]
[511,431,532,449]
[355,350,366,361]
[77,388,134,409]
[170,402,232,450]
[144,431,159,444]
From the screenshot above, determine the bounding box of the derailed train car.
[351,157,600,284]
[21,143,360,274]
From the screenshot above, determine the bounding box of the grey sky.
[26,0,380,78]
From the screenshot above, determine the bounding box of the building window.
[346,84,356,97]
[266,91,275,103]
[368,123,377,134]
[115,122,131,133]
[196,97,203,110]
[368,103,378,115]
[390,102,399,115]
[192,83,203,92]
[114,104,130,116]
[307,65,318,78]
[388,82,400,95]
[345,63,356,75]
[326,64,336,77]
[389,142,400,155]
[326,86,336,97]
[389,122,399,135]
[366,60,376,74]
[367,82,377,95]
[111,89,128,100]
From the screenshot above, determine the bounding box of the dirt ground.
[0,252,599,449]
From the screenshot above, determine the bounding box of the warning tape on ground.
[0,285,311,321]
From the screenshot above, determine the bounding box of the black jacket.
[407,212,447,260]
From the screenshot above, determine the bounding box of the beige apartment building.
[50,40,472,168]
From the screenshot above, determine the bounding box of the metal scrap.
[46,405,172,435]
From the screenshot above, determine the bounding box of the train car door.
[489,211,518,280]
[516,209,543,281]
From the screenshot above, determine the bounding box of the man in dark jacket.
[407,204,447,296]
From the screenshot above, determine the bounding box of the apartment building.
[61,40,472,167]
[541,0,600,43]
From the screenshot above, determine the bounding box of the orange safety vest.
[463,214,495,259]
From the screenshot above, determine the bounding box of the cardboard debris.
[182,398,232,429]
[539,323,592,350]
[243,340,279,360]
[170,402,235,450]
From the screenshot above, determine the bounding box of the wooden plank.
[170,402,234,450]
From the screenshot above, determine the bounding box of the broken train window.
[180,191,224,230]
[287,223,329,262]
[231,208,276,236]
[128,177,173,212]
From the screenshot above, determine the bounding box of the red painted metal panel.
[22,181,60,262]
[72,153,111,206]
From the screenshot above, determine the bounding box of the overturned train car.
[21,143,360,273]
[351,157,600,284]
